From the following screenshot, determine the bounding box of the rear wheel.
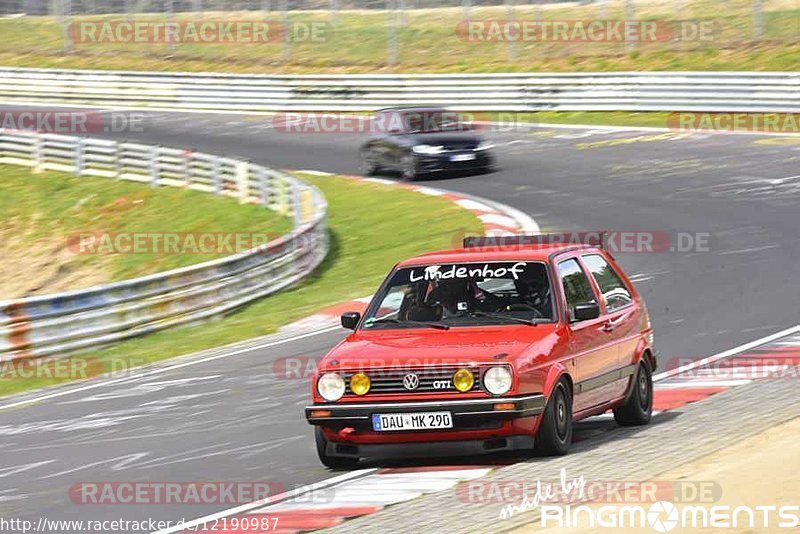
[315,427,360,469]
[535,378,573,456]
[613,361,653,426]
[359,148,380,176]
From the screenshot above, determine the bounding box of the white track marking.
[455,199,497,213]
[0,326,342,412]
[478,213,519,227]
[151,468,377,534]
[296,169,333,176]
[653,324,800,382]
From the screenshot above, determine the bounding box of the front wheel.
[613,361,653,426]
[400,154,418,181]
[535,378,573,456]
[315,427,360,469]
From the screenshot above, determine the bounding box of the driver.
[425,279,470,318]
[515,274,551,319]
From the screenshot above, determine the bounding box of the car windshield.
[362,261,554,329]
[380,110,472,134]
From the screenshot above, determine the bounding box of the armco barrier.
[0,129,328,361]
[0,68,798,112]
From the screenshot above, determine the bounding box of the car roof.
[397,243,598,267]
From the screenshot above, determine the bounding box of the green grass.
[0,173,483,397]
[0,164,290,298]
[489,111,675,128]
[0,0,797,73]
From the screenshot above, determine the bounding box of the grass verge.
[0,173,483,398]
[0,164,290,298]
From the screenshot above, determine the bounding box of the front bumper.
[414,151,494,173]
[305,394,546,428]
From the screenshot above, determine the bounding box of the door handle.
[602,311,632,333]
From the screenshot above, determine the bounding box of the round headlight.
[453,368,475,392]
[484,366,512,396]
[350,372,371,396]
[317,373,345,402]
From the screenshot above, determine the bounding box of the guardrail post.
[277,174,289,215]
[212,156,222,195]
[753,0,764,39]
[291,184,302,226]
[504,0,516,62]
[258,167,271,206]
[149,145,159,187]
[235,160,249,204]
[32,133,44,174]
[181,149,191,186]
[112,141,121,179]
[624,0,636,52]
[281,0,291,61]
[387,0,398,67]
[74,137,84,175]
[61,0,73,53]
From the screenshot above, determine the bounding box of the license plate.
[372,412,453,431]
[450,153,476,162]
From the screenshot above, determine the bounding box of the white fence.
[0,68,799,112]
[0,129,328,361]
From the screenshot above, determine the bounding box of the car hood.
[406,132,483,148]
[321,324,560,370]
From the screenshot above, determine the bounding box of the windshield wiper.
[470,310,540,326]
[368,317,450,330]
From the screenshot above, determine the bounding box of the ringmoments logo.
[497,469,800,531]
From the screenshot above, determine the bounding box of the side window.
[557,259,597,322]
[582,254,633,312]
[372,287,407,319]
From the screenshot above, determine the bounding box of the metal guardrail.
[0,68,798,112]
[0,128,328,361]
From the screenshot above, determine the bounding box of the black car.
[359,107,496,180]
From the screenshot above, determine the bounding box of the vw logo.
[402,373,420,391]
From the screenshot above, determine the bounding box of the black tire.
[613,360,653,427]
[315,427,360,469]
[535,378,573,456]
[400,154,418,181]
[359,148,380,176]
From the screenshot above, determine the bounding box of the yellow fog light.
[453,368,475,392]
[350,373,371,396]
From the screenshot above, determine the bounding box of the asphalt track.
[1,106,799,531]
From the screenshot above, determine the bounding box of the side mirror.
[341,311,361,330]
[573,302,600,322]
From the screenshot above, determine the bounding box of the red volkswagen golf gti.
[305,237,655,467]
